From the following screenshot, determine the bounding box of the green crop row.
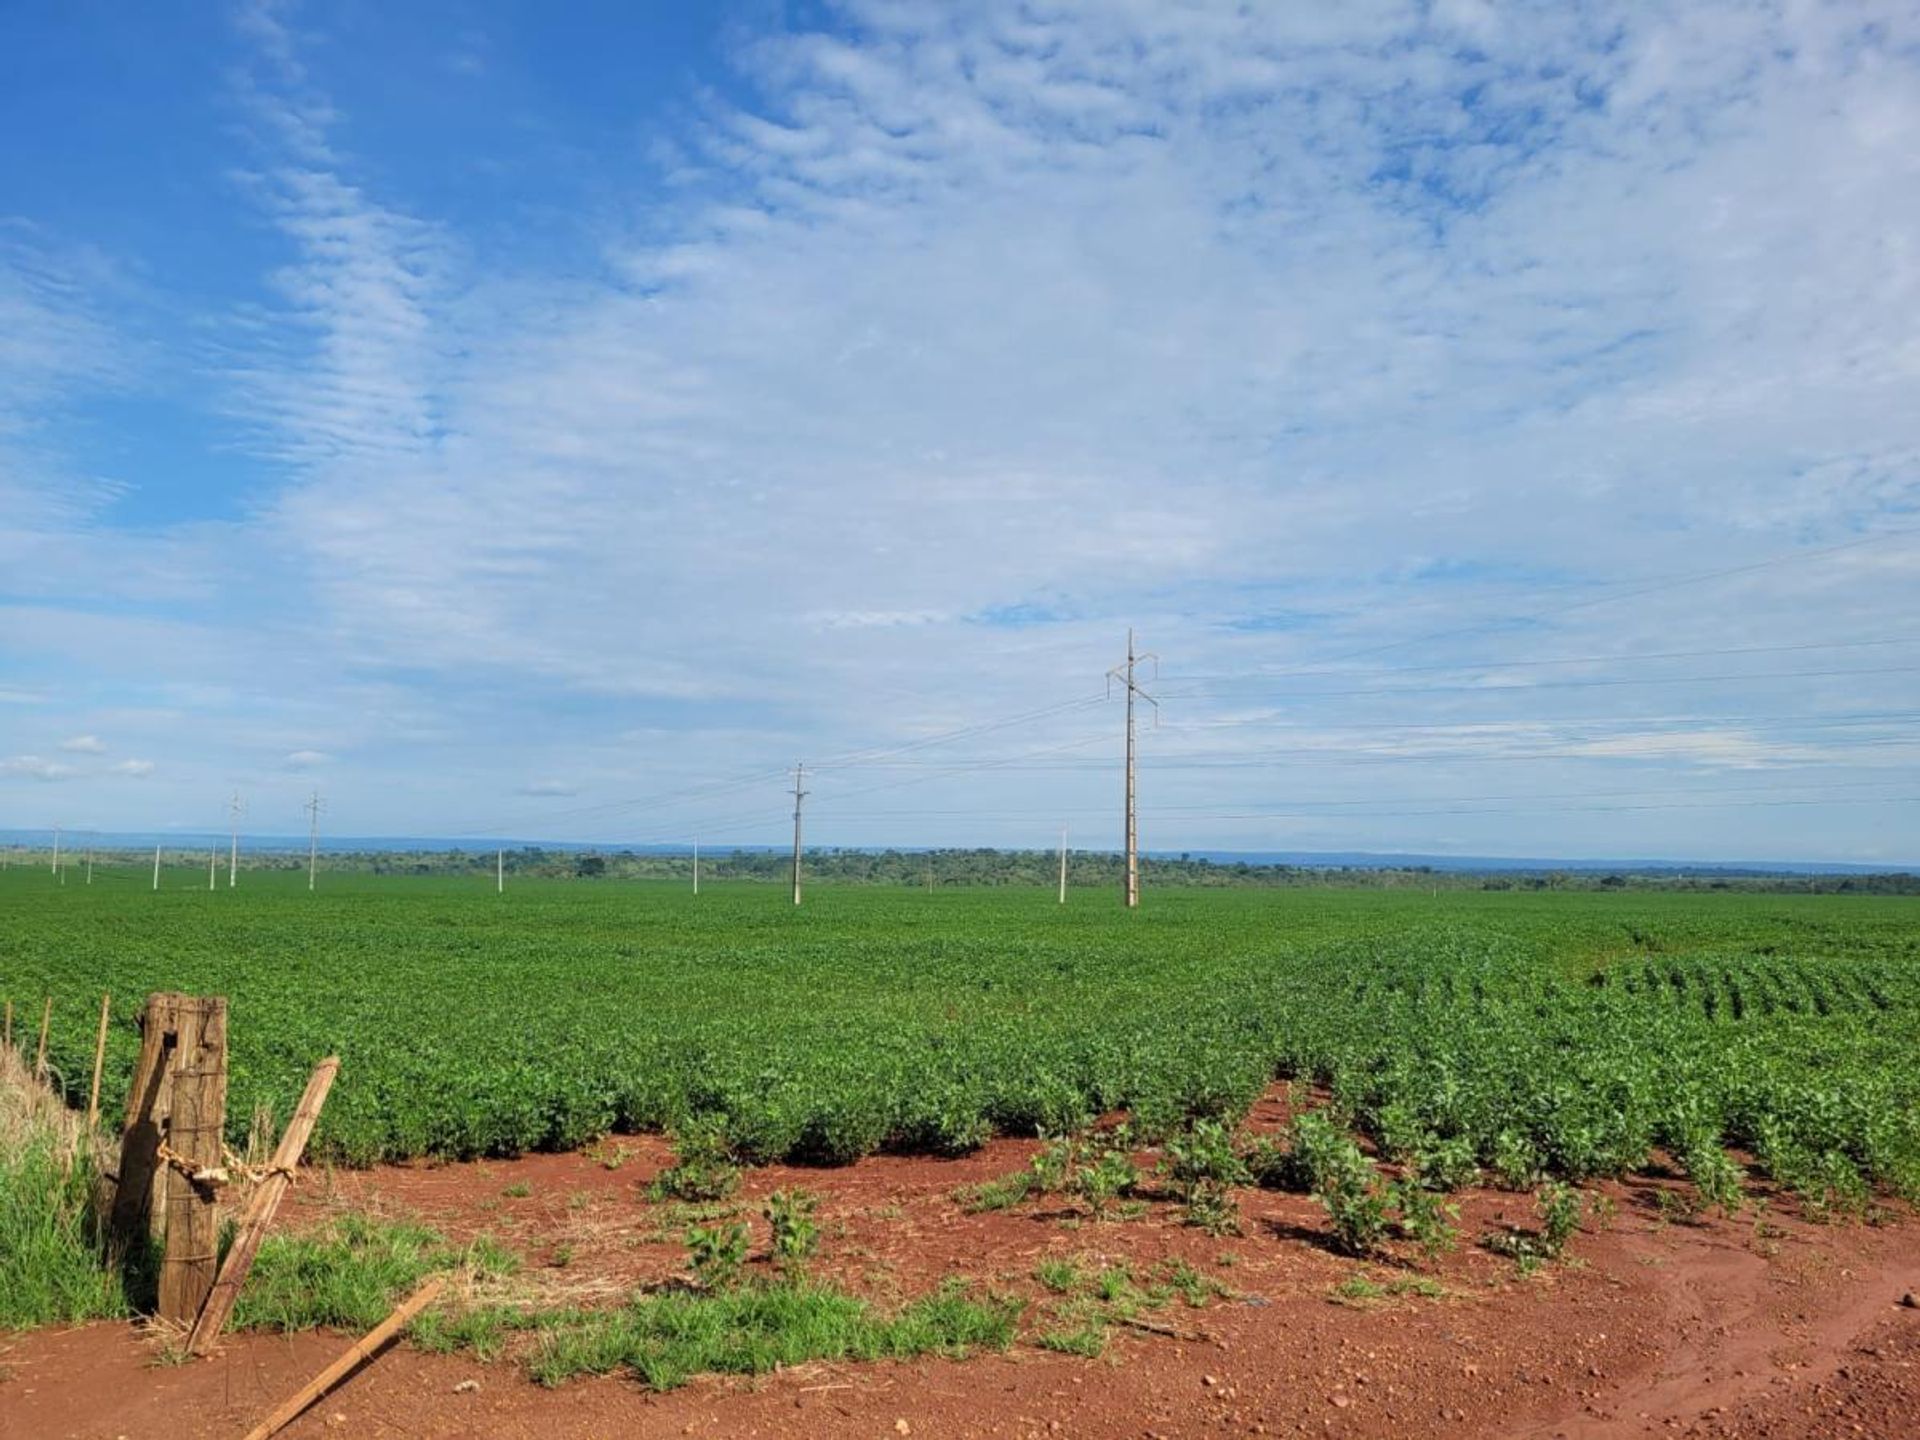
[4,871,1917,1205]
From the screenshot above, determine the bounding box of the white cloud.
[59,734,106,753]
[1,755,77,781]
[284,749,331,769]
[111,758,155,777]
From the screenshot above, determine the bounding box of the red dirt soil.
[5,1091,1917,1439]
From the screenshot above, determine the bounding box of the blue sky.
[3,0,1918,863]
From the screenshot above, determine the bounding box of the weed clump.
[649,1114,740,1204]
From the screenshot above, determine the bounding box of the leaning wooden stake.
[34,996,52,1079]
[240,1276,443,1440]
[186,1056,338,1356]
[87,991,111,1129]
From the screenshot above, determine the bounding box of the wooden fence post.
[157,996,227,1325]
[109,992,183,1253]
[108,992,230,1325]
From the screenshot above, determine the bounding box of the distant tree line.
[5,844,1914,893]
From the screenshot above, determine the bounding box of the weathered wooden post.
[34,996,52,1079]
[158,995,227,1325]
[109,992,229,1326]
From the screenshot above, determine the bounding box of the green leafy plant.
[1410,1135,1480,1193]
[1073,1145,1139,1218]
[1488,1130,1542,1191]
[685,1221,749,1292]
[1164,1119,1249,1235]
[1538,1182,1582,1256]
[1389,1179,1460,1260]
[764,1189,819,1278]
[650,1114,740,1204]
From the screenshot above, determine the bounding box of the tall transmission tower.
[1107,629,1158,909]
[790,763,808,907]
[304,790,324,892]
[228,791,244,888]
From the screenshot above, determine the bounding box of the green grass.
[0,1051,125,1330]
[525,1280,1021,1390]
[7,874,1919,1213]
[231,1214,518,1333]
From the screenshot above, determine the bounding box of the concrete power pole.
[1058,824,1068,905]
[304,790,323,892]
[209,848,217,891]
[52,825,61,875]
[692,837,700,896]
[790,763,808,907]
[497,847,504,894]
[1107,629,1158,909]
[228,791,244,888]
[152,844,161,891]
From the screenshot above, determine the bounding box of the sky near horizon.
[2,0,1918,863]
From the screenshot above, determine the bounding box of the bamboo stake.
[34,996,51,1080]
[187,1056,339,1355]
[240,1276,443,1440]
[87,991,111,1129]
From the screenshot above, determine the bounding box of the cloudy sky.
[2,0,1917,863]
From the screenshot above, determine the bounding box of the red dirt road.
[4,1121,1916,1439]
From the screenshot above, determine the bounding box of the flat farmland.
[5,872,1917,1208]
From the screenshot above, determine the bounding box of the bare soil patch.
[4,1091,1916,1439]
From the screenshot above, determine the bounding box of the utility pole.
[1058,824,1069,904]
[86,848,93,885]
[209,848,217,891]
[304,790,323,892]
[790,763,808,907]
[497,847,504,895]
[152,844,161,891]
[1107,629,1158,909]
[52,825,61,875]
[228,791,244,888]
[692,837,699,896]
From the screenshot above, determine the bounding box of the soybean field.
[4,871,1918,1207]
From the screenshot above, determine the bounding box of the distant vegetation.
[15,843,1910,893]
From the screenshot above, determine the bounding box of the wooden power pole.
[790,763,808,907]
[1108,630,1158,909]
